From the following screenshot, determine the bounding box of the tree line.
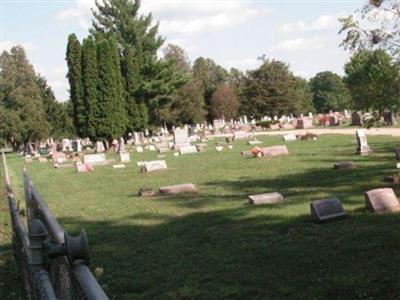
[1,0,400,147]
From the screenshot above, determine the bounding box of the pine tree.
[66,34,85,137]
[91,0,187,127]
[81,36,99,140]
[95,38,126,140]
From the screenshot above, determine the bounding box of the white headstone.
[144,160,167,172]
[83,153,107,165]
[356,130,372,154]
[119,152,130,163]
[179,146,198,155]
[173,127,190,149]
[136,146,143,153]
[283,134,297,142]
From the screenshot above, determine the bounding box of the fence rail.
[2,152,109,300]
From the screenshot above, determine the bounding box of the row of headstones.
[248,188,400,222]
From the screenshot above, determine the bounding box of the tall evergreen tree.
[95,38,126,140]
[0,46,49,147]
[81,36,99,140]
[91,0,186,127]
[122,46,147,131]
[66,34,85,136]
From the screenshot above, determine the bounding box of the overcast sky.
[1,0,366,101]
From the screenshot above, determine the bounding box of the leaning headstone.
[356,130,372,155]
[248,193,284,205]
[310,198,347,222]
[283,134,297,142]
[144,160,167,172]
[333,161,356,170]
[83,153,107,165]
[159,183,197,195]
[365,188,400,213]
[179,145,198,155]
[119,152,130,163]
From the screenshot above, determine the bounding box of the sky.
[1,0,368,101]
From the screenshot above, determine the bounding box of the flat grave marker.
[248,193,284,205]
[179,145,198,155]
[159,183,197,195]
[144,160,167,172]
[83,153,107,165]
[283,134,297,142]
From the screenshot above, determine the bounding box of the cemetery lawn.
[3,134,400,299]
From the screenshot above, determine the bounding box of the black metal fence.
[2,152,109,300]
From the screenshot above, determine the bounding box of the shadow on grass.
[54,207,400,300]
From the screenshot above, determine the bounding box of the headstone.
[159,183,197,195]
[365,188,400,213]
[247,140,262,145]
[228,145,233,150]
[95,141,105,153]
[248,193,284,205]
[216,146,223,152]
[138,188,157,197]
[281,124,294,130]
[118,137,125,153]
[259,145,289,157]
[136,146,144,153]
[144,160,167,172]
[397,162,400,169]
[113,164,126,169]
[37,157,47,163]
[356,130,372,155]
[333,161,356,170]
[173,127,190,149]
[148,145,156,151]
[296,117,313,129]
[179,145,198,155]
[234,131,250,140]
[269,123,280,130]
[119,152,130,163]
[352,112,363,126]
[310,198,347,222]
[283,134,297,142]
[83,153,107,165]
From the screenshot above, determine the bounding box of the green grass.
[3,134,400,299]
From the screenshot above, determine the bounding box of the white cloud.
[272,38,324,51]
[55,0,95,29]
[280,14,341,34]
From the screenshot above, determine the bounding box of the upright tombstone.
[283,134,297,142]
[356,130,372,155]
[118,137,125,153]
[119,152,130,163]
[352,112,363,126]
[144,160,168,172]
[365,188,400,213]
[173,127,190,149]
[136,146,144,153]
[95,141,105,153]
[310,198,347,222]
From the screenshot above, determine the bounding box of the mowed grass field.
[2,134,400,299]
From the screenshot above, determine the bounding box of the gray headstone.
[119,152,130,163]
[356,130,372,154]
[365,188,400,213]
[144,160,167,172]
[83,153,107,165]
[310,198,347,222]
